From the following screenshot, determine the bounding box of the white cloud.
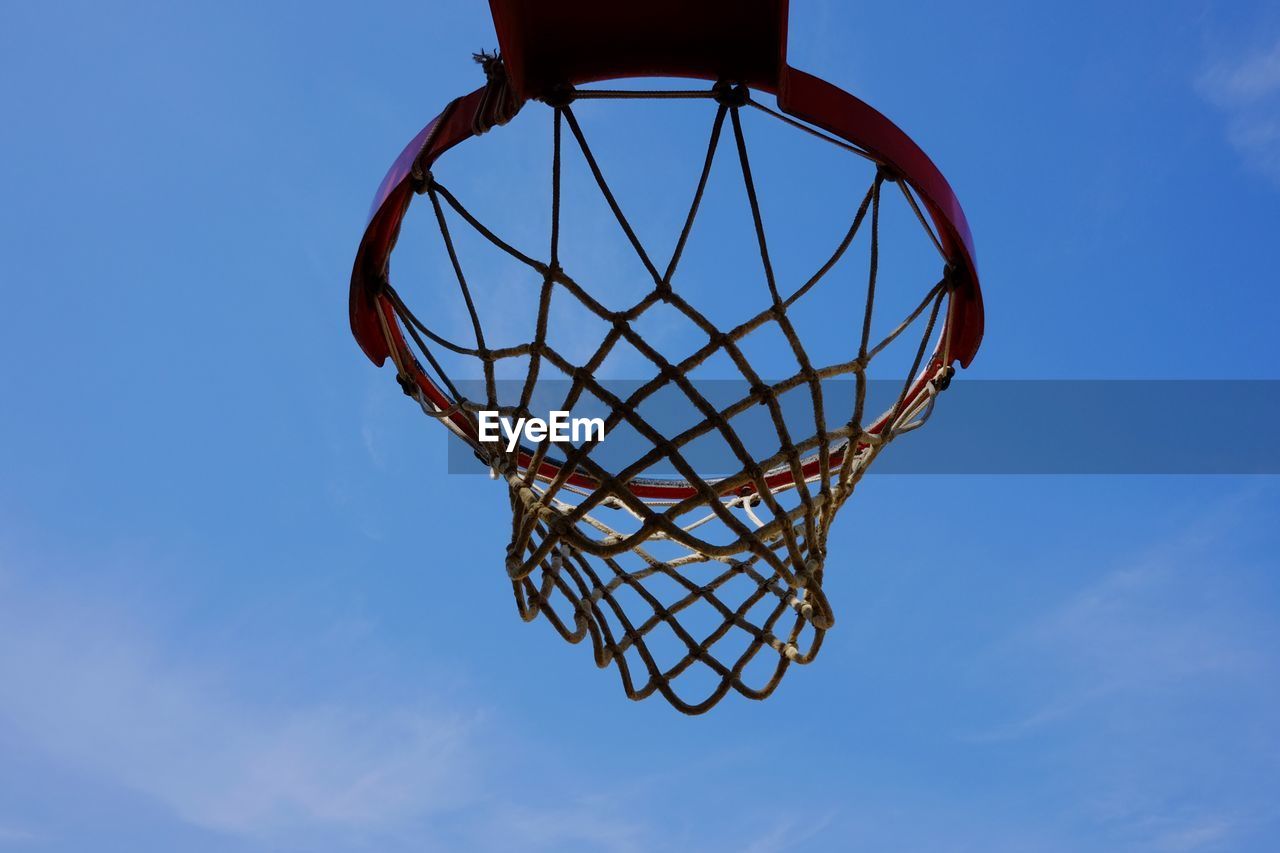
[480,802,647,853]
[1197,39,1280,184]
[740,812,836,853]
[971,493,1277,741]
[0,565,691,852]
[1151,817,1234,853]
[0,822,41,845]
[1198,41,1280,107]
[961,498,1280,851]
[0,572,480,839]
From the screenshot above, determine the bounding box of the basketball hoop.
[350,0,984,714]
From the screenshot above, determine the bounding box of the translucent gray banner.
[441,380,1280,475]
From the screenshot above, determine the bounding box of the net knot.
[543,83,576,109]
[505,549,527,578]
[876,164,903,184]
[712,80,748,108]
[410,167,434,195]
[488,452,512,478]
[394,373,418,397]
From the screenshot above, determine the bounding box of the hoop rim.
[349,6,984,501]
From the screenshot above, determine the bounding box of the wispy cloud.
[1150,816,1234,853]
[1197,38,1280,184]
[1198,40,1280,105]
[0,570,480,840]
[0,822,41,845]
[963,495,1280,850]
[740,811,836,853]
[0,563,690,852]
[972,493,1276,740]
[479,801,648,853]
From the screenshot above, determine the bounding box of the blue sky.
[2,1,1279,851]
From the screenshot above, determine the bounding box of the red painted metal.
[349,0,984,500]
[489,0,788,101]
[775,67,983,368]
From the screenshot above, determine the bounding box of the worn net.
[377,79,957,714]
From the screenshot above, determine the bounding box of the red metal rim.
[349,2,983,502]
